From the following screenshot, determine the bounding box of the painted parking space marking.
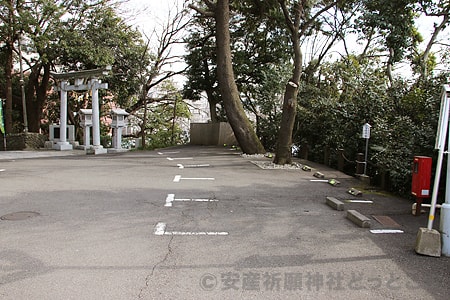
[345,200,374,204]
[165,194,218,207]
[0,169,5,172]
[310,179,329,182]
[165,231,229,236]
[370,229,404,234]
[154,222,228,236]
[158,151,180,155]
[177,164,210,169]
[167,157,193,161]
[173,175,215,182]
[154,222,167,235]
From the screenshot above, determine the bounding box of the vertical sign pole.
[429,85,449,230]
[440,85,450,255]
[362,123,371,176]
[364,137,369,175]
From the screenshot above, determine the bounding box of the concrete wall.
[190,122,237,146]
[0,133,46,150]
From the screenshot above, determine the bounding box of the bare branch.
[188,3,215,18]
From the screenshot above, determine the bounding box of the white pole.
[91,78,101,147]
[59,81,68,144]
[440,85,450,255]
[428,85,449,229]
[428,148,445,230]
[364,137,369,175]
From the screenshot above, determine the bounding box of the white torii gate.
[51,66,111,154]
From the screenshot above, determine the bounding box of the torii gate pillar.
[53,80,73,151]
[86,77,108,155]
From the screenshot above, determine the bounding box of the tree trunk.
[25,63,50,133]
[4,40,13,134]
[273,81,299,164]
[206,89,219,123]
[214,0,265,154]
[273,1,303,165]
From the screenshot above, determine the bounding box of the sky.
[120,0,186,35]
[118,1,449,79]
[119,0,188,86]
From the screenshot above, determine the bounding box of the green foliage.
[356,0,420,63]
[297,54,448,197]
[57,6,149,107]
[138,81,190,150]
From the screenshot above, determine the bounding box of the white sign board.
[435,85,450,150]
[362,123,371,139]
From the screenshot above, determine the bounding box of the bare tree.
[125,3,190,147]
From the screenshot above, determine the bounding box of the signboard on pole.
[362,123,371,139]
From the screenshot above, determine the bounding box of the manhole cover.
[0,211,40,221]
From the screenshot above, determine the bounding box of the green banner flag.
[0,99,5,135]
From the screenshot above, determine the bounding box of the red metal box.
[411,156,432,198]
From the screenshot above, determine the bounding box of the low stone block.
[326,196,345,211]
[347,210,371,228]
[348,188,363,196]
[314,172,325,179]
[302,165,311,172]
[415,227,441,257]
[328,179,340,186]
[86,146,108,155]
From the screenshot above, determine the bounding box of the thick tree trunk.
[214,0,265,154]
[273,2,303,165]
[25,63,50,133]
[273,81,299,165]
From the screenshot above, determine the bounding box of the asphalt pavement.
[0,145,449,300]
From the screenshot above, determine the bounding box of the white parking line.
[167,157,193,161]
[370,229,404,234]
[165,231,229,236]
[165,194,218,207]
[175,198,217,202]
[158,151,180,155]
[177,164,210,169]
[164,194,175,207]
[345,200,374,203]
[154,222,167,235]
[154,222,228,236]
[173,175,215,182]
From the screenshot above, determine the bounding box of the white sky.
[120,0,186,35]
[118,1,449,78]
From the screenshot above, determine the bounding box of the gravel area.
[250,160,303,170]
[241,153,304,169]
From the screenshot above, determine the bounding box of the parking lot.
[1,146,449,299]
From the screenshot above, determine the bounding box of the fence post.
[356,153,365,175]
[324,146,330,166]
[337,148,345,172]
